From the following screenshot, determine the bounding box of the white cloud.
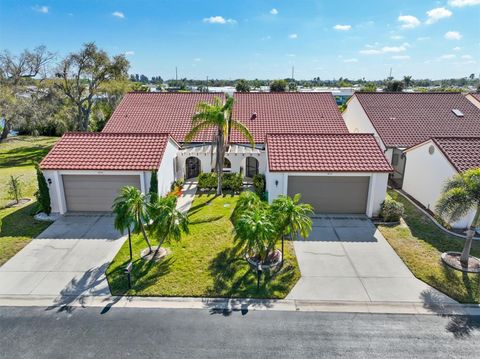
[333,24,352,31]
[440,54,457,59]
[398,15,421,29]
[462,54,473,59]
[382,45,408,53]
[203,16,237,24]
[359,44,408,55]
[288,33,298,39]
[444,31,462,40]
[390,35,404,40]
[448,0,480,7]
[32,5,49,13]
[270,8,278,15]
[453,46,462,51]
[343,58,358,63]
[124,51,135,56]
[426,7,452,24]
[392,55,411,60]
[359,49,383,55]
[286,54,296,57]
[112,11,125,18]
[193,58,201,62]
[417,36,431,41]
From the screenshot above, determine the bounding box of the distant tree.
[270,79,287,92]
[288,81,298,92]
[384,80,404,92]
[360,82,377,92]
[251,79,262,91]
[403,76,412,88]
[55,42,129,131]
[469,73,475,80]
[235,79,251,92]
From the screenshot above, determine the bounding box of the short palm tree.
[436,168,480,268]
[147,195,189,256]
[231,191,264,224]
[113,186,153,254]
[270,194,314,265]
[112,193,135,260]
[233,207,277,265]
[185,95,254,195]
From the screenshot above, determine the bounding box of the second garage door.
[287,176,370,214]
[63,175,141,212]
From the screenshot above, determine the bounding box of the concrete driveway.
[0,215,126,300]
[287,216,455,304]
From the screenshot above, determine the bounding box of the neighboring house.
[342,92,480,188]
[40,92,392,216]
[402,137,480,229]
[466,92,480,109]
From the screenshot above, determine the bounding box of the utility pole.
[175,66,178,81]
[388,67,393,80]
[292,66,295,80]
[206,76,209,92]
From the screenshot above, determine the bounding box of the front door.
[246,157,259,178]
[186,157,200,179]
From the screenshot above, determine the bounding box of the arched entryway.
[223,158,232,172]
[185,157,201,179]
[246,157,259,178]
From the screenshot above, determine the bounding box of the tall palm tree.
[270,194,314,265]
[113,186,153,254]
[233,207,277,264]
[112,193,135,260]
[185,95,254,195]
[147,195,189,256]
[436,168,480,268]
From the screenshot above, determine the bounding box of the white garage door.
[63,175,141,212]
[287,176,370,214]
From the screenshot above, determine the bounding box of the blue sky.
[0,0,479,80]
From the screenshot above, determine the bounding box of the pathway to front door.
[287,216,455,304]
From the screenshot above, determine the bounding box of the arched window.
[224,158,231,169]
[246,157,259,178]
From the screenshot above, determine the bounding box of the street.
[0,306,479,358]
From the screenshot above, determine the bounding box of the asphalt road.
[1,306,479,358]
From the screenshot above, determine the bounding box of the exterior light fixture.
[275,180,279,187]
[47,178,52,185]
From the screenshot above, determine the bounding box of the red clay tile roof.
[232,92,348,142]
[102,92,348,143]
[266,133,393,172]
[103,92,225,142]
[354,92,480,148]
[40,132,170,170]
[432,137,480,172]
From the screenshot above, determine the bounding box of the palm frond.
[230,120,255,147]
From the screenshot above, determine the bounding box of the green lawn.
[0,136,58,266]
[106,194,301,298]
[379,190,480,304]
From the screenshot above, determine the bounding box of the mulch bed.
[4,198,31,208]
[441,252,480,273]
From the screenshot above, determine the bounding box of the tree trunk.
[216,128,224,196]
[139,216,152,253]
[460,206,480,267]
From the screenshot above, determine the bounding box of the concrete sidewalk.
[287,216,455,305]
[176,180,197,214]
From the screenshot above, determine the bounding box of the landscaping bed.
[106,194,301,298]
[378,190,480,304]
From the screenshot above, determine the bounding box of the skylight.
[452,109,464,117]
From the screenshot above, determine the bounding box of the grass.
[378,190,480,304]
[106,193,301,298]
[0,136,58,266]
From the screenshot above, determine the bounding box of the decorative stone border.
[441,252,480,273]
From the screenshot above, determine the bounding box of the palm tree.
[113,186,153,254]
[147,195,189,256]
[231,191,263,224]
[436,168,480,268]
[112,193,135,261]
[403,75,412,88]
[233,207,277,265]
[270,194,314,265]
[185,95,254,195]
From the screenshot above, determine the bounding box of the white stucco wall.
[343,96,386,151]
[403,141,476,229]
[157,138,179,196]
[265,170,388,217]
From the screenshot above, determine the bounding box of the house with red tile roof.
[342,92,480,188]
[41,92,392,216]
[402,137,480,228]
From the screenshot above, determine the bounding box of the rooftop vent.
[250,112,257,121]
[452,109,464,117]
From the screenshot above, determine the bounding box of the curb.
[1,295,480,316]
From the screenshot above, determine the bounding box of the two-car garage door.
[287,176,370,214]
[63,175,141,212]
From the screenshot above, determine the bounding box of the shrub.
[253,174,265,197]
[149,170,158,202]
[198,172,216,190]
[8,175,22,204]
[381,198,404,222]
[170,179,184,191]
[35,166,51,215]
[223,173,243,192]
